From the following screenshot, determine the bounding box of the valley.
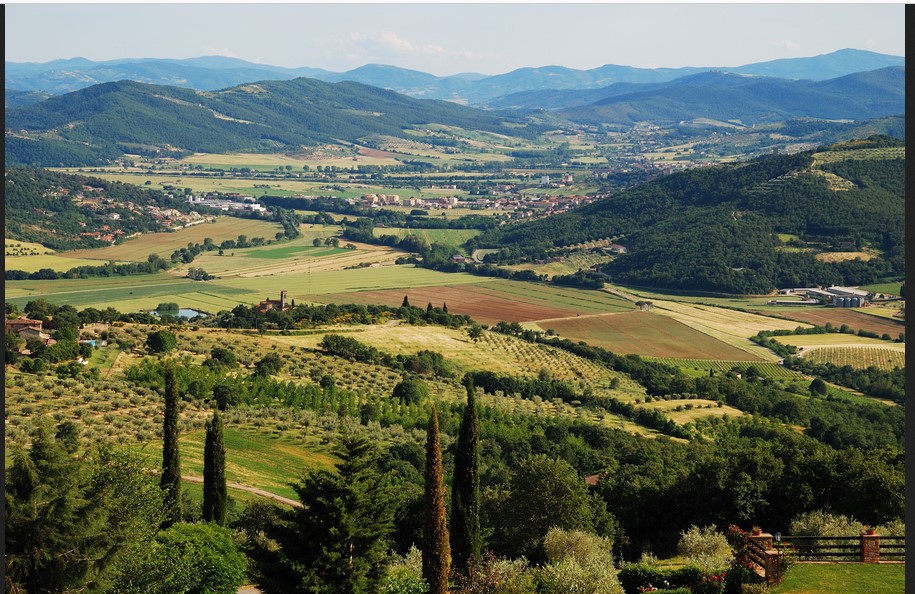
[4,29,905,594]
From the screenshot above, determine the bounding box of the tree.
[252,433,396,593]
[5,420,164,593]
[451,376,481,573]
[120,522,247,594]
[161,364,182,527]
[810,378,829,396]
[466,325,483,343]
[423,405,451,594]
[147,329,177,354]
[313,238,324,247]
[254,352,284,377]
[393,377,429,404]
[497,455,599,562]
[402,295,411,308]
[203,411,228,526]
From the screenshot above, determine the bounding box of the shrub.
[454,553,534,594]
[382,546,428,594]
[677,525,731,571]
[536,557,624,594]
[544,527,614,565]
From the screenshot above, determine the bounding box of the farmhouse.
[257,290,291,312]
[5,317,43,334]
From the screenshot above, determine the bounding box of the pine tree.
[253,432,396,593]
[450,375,481,573]
[161,363,182,527]
[423,404,451,594]
[202,410,227,525]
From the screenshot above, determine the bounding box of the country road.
[182,475,300,507]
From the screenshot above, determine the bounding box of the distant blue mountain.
[6,48,904,104]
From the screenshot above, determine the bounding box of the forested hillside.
[474,138,904,294]
[4,78,538,167]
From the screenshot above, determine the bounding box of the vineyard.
[644,358,801,379]
[801,346,906,371]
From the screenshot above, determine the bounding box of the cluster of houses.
[768,286,876,307]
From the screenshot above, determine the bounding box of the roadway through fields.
[182,475,300,507]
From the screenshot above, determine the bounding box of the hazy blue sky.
[5,3,905,75]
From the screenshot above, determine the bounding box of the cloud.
[773,39,801,51]
[351,31,468,58]
[206,47,241,59]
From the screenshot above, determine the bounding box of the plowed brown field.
[765,308,904,337]
[315,284,579,324]
[536,311,763,360]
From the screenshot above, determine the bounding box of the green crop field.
[858,281,905,296]
[63,217,283,262]
[812,145,906,164]
[4,274,256,313]
[503,252,616,279]
[802,346,906,370]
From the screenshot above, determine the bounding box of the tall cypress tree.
[202,410,227,525]
[423,404,451,594]
[160,363,182,527]
[450,375,481,572]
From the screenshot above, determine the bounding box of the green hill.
[473,138,904,294]
[4,78,539,167]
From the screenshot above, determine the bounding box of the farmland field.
[752,307,905,337]
[640,399,744,425]
[372,227,481,249]
[503,252,616,279]
[180,239,401,278]
[63,217,283,262]
[644,358,801,379]
[858,281,904,296]
[536,311,764,360]
[4,274,257,313]
[801,346,906,370]
[315,279,632,325]
[5,236,133,272]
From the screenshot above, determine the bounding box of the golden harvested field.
[537,311,764,360]
[801,346,905,371]
[776,334,905,349]
[63,217,283,262]
[503,252,616,279]
[815,251,875,262]
[180,150,400,168]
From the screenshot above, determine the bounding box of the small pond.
[149,308,209,319]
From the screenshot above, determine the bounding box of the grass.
[772,563,904,594]
[63,217,283,262]
[858,281,904,296]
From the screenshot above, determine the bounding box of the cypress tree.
[160,363,182,527]
[402,295,411,308]
[450,375,481,572]
[423,404,450,594]
[202,410,227,525]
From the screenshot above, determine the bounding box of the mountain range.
[6,49,904,105]
[4,77,538,167]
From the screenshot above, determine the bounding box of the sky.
[5,3,906,76]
